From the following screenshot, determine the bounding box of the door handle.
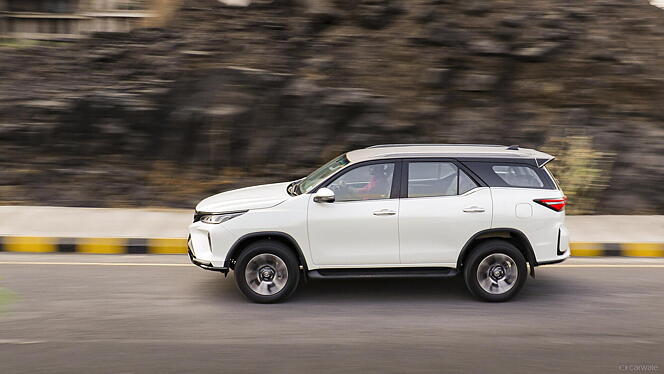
[373,209,396,216]
[463,206,485,213]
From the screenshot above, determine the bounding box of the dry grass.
[542,136,614,215]
[144,0,183,27]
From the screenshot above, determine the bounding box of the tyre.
[463,240,527,302]
[234,240,301,303]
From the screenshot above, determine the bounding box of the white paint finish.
[307,198,400,266]
[195,181,290,213]
[515,203,533,218]
[200,195,311,266]
[490,187,566,263]
[559,224,570,254]
[398,188,493,264]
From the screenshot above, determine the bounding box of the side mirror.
[313,187,335,203]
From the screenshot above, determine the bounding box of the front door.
[307,162,400,266]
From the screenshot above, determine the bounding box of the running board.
[308,267,458,279]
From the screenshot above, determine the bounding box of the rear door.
[464,162,566,263]
[398,160,493,265]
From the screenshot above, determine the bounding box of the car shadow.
[294,276,472,303]
[200,271,578,305]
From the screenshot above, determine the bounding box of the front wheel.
[463,240,527,302]
[234,240,301,303]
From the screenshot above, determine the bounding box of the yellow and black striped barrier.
[0,237,663,257]
[0,237,187,254]
[570,242,664,257]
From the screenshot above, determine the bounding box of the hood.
[195,181,292,213]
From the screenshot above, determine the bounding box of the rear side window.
[407,162,479,198]
[462,162,556,190]
[492,165,544,188]
[459,170,479,194]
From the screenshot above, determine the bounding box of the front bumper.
[187,236,229,274]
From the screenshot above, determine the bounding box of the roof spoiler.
[535,156,555,168]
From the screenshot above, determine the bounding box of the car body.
[188,144,569,302]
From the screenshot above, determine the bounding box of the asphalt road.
[1,254,663,374]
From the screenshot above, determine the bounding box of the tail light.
[534,197,567,212]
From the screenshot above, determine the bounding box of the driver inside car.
[340,165,390,200]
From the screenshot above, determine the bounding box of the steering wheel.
[330,180,347,194]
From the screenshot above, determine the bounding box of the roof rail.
[367,144,506,149]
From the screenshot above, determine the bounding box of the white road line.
[0,262,663,268]
[0,261,190,266]
[548,264,664,268]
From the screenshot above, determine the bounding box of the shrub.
[541,136,614,215]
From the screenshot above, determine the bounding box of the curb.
[0,237,664,257]
[0,237,187,254]
[569,242,664,257]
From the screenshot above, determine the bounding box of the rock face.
[1,0,664,213]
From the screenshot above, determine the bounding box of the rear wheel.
[463,240,527,302]
[234,240,301,303]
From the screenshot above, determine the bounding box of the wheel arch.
[224,231,308,271]
[457,228,537,275]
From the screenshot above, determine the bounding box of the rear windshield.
[462,162,556,190]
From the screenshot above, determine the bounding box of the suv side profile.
[188,144,569,303]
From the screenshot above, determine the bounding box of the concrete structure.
[1,206,664,242]
[0,0,153,40]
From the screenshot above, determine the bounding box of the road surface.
[1,254,663,373]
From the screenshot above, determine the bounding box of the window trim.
[400,158,485,199]
[314,159,403,201]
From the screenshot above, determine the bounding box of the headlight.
[200,211,246,224]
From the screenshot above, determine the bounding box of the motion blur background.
[1,0,663,213]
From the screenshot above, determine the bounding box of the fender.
[224,231,309,272]
[456,228,538,277]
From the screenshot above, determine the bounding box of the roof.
[346,144,554,167]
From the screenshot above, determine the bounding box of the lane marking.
[0,262,191,267]
[0,262,663,268]
[547,264,664,268]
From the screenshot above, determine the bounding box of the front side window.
[492,165,544,188]
[298,154,350,194]
[328,163,395,202]
[407,162,479,198]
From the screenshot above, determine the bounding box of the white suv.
[188,144,569,303]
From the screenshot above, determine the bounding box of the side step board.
[308,267,458,279]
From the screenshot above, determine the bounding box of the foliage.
[542,136,614,215]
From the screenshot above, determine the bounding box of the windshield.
[297,154,350,194]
